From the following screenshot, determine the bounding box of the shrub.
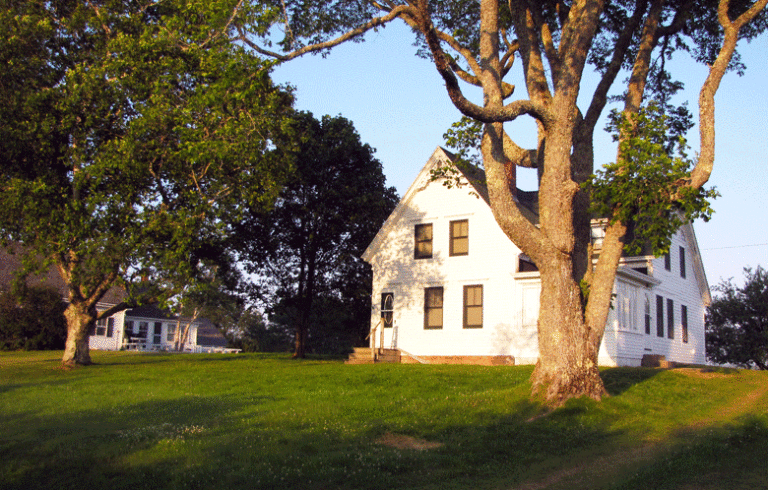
[0,285,67,350]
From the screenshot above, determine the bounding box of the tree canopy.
[235,0,768,403]
[706,266,768,369]
[235,112,399,358]
[0,0,294,365]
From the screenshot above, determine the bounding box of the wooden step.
[344,347,401,364]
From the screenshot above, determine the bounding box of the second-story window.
[450,219,469,256]
[679,246,686,278]
[414,223,433,259]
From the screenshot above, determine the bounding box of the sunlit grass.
[1,351,766,489]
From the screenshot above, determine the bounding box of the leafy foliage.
[706,266,768,369]
[0,0,294,362]
[222,308,293,352]
[0,285,67,351]
[235,112,398,357]
[586,104,718,255]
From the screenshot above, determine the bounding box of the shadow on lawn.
[3,362,766,490]
[600,367,662,396]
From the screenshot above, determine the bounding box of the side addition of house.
[361,147,710,366]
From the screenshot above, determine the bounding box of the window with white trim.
[414,224,433,259]
[381,293,394,328]
[450,220,469,256]
[463,285,483,329]
[424,287,443,329]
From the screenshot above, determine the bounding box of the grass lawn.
[1,351,766,490]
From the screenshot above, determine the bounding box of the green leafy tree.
[706,266,768,369]
[0,0,294,366]
[0,285,67,351]
[586,103,719,256]
[235,112,399,358]
[234,0,767,404]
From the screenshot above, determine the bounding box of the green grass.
[1,351,766,490]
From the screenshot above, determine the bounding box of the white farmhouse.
[359,147,710,366]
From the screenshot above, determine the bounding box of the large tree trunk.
[530,256,606,404]
[62,302,96,366]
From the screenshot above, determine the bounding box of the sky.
[270,21,767,289]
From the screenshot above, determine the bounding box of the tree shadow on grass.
[2,359,766,490]
[600,367,662,396]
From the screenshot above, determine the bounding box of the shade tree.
[234,112,398,358]
[0,0,294,365]
[706,266,768,369]
[232,0,767,403]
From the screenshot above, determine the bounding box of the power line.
[702,243,768,251]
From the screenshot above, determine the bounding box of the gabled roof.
[680,221,711,305]
[362,146,537,262]
[363,147,712,307]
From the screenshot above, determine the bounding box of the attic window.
[518,254,538,272]
[679,246,686,278]
[414,224,433,259]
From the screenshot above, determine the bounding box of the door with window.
[153,322,162,346]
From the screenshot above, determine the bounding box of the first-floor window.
[138,321,149,339]
[644,295,651,335]
[615,282,638,332]
[463,285,483,328]
[94,317,113,336]
[424,287,443,329]
[381,293,394,328]
[167,323,176,342]
[667,298,674,339]
[656,295,664,337]
[681,305,688,343]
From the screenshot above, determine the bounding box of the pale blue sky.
[271,21,767,288]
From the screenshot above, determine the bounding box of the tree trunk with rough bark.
[244,0,768,405]
[62,302,96,366]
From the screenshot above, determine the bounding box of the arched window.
[381,293,394,328]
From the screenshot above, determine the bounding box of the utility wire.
[702,243,768,251]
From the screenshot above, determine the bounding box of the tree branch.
[584,0,648,132]
[690,0,768,189]
[236,5,416,62]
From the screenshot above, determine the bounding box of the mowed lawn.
[1,351,766,490]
